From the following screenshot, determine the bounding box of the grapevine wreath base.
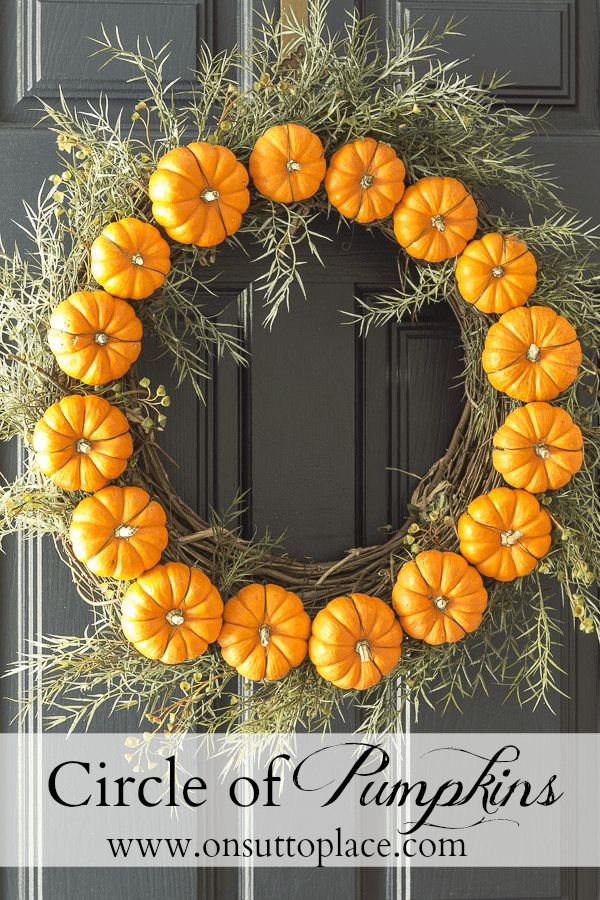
[2,4,599,734]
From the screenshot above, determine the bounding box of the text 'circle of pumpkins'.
[482,305,582,402]
[148,142,250,247]
[32,394,132,493]
[90,217,171,300]
[392,550,487,645]
[455,232,537,314]
[249,123,326,203]
[393,175,478,262]
[218,583,311,681]
[324,137,406,224]
[121,562,223,664]
[492,401,583,493]
[457,486,552,582]
[309,593,402,690]
[48,291,142,386]
[70,485,168,581]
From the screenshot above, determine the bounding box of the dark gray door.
[0,1,598,899]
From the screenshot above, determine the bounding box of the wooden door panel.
[393,1,600,898]
[396,0,600,214]
[251,280,360,559]
[157,231,464,563]
[399,0,576,105]
[0,0,213,123]
[0,11,226,900]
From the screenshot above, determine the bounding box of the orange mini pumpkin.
[455,233,537,314]
[458,487,552,581]
[249,123,326,203]
[492,401,583,493]
[90,217,171,300]
[148,142,250,247]
[32,394,132,493]
[218,583,311,681]
[393,176,478,262]
[392,550,487,645]
[324,137,406,223]
[121,562,223,664]
[48,291,142,386]
[309,593,402,690]
[70,485,168,580]
[482,306,582,401]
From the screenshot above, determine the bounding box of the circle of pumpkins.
[34,123,584,690]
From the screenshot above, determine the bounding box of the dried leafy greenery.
[2,1,599,734]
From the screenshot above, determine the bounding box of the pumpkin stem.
[431,214,446,232]
[433,595,449,610]
[201,188,220,202]
[491,265,505,278]
[355,638,372,663]
[166,609,185,626]
[131,253,144,266]
[501,528,524,547]
[76,439,92,454]
[526,343,541,362]
[94,332,109,346]
[259,623,271,647]
[534,443,551,459]
[360,174,374,189]
[114,524,139,539]
[286,160,302,172]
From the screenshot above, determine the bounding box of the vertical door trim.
[17,438,43,898]
[238,0,255,92]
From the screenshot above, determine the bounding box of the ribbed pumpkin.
[324,137,406,223]
[393,176,478,262]
[455,233,537,313]
[70,485,168,580]
[90,217,171,300]
[457,487,552,581]
[148,142,250,247]
[48,291,143,386]
[492,401,583,493]
[249,123,326,203]
[482,306,582,401]
[121,562,223,664]
[218,583,311,681]
[32,394,132,493]
[392,550,487,645]
[309,593,402,690]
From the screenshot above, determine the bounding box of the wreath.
[2,4,599,735]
